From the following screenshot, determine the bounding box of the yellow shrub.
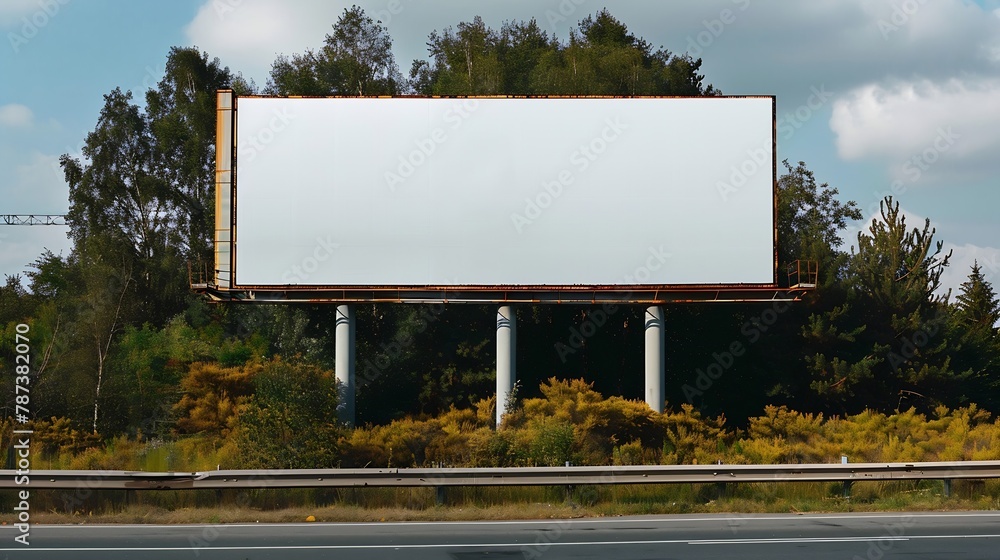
[733,437,788,464]
[30,416,101,456]
[173,361,258,436]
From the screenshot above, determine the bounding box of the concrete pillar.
[496,305,516,427]
[335,304,356,427]
[644,306,665,413]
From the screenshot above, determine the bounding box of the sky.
[1,0,999,297]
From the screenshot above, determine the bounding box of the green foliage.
[0,275,36,326]
[955,262,1000,332]
[949,263,1000,410]
[854,197,951,311]
[109,318,214,435]
[31,416,102,456]
[415,9,717,96]
[28,45,245,435]
[612,440,646,466]
[777,160,862,286]
[527,418,576,466]
[660,404,728,465]
[267,6,402,95]
[342,403,494,468]
[59,46,238,331]
[340,381,1000,468]
[15,380,1000,478]
[337,378,728,468]
[798,197,968,415]
[5,7,1000,461]
[146,46,235,263]
[738,404,1000,464]
[235,358,344,468]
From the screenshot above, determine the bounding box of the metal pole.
[335,304,356,427]
[644,306,665,413]
[496,305,516,427]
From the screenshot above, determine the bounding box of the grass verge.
[3,479,998,524]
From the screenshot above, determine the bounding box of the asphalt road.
[1,511,998,559]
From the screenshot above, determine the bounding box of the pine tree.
[807,197,966,414]
[955,262,1000,331]
[949,262,1000,411]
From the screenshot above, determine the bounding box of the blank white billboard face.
[232,96,774,287]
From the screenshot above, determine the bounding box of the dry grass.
[7,480,999,525]
[17,503,587,525]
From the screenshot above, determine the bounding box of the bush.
[25,376,1000,474]
[173,361,258,436]
[236,357,343,468]
[527,418,576,466]
[31,416,102,456]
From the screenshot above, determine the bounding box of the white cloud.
[0,0,42,26]
[940,242,1000,301]
[2,151,68,211]
[184,0,342,85]
[0,226,71,280]
[0,150,70,278]
[842,203,929,252]
[842,212,996,305]
[640,0,1000,106]
[831,78,1000,160]
[181,0,1000,101]
[830,77,1000,182]
[0,103,33,127]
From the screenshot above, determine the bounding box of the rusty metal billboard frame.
[200,91,804,305]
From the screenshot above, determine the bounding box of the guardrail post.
[435,486,446,506]
[336,304,356,427]
[644,306,665,413]
[842,480,852,499]
[496,305,516,427]
[943,479,952,497]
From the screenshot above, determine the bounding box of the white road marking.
[690,536,910,545]
[692,534,1000,545]
[0,534,998,552]
[16,511,1000,530]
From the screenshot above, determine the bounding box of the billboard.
[217,93,776,299]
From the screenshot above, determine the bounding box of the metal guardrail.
[4,461,1000,491]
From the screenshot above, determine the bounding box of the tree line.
[1,8,998,463]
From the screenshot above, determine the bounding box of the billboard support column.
[644,306,665,413]
[335,304,356,427]
[496,305,516,427]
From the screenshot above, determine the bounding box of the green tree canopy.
[806,197,965,413]
[414,9,717,96]
[955,262,1000,332]
[146,47,236,263]
[267,5,403,95]
[777,160,862,287]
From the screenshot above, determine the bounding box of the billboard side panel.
[214,90,233,288]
